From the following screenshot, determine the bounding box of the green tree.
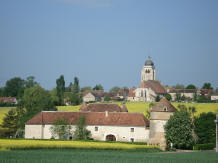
[174,84,185,89]
[72,77,81,105]
[110,86,120,92]
[93,84,104,91]
[165,111,194,149]
[186,84,196,89]
[20,85,57,127]
[202,83,213,90]
[1,109,17,135]
[50,118,72,139]
[56,75,65,105]
[194,112,216,144]
[0,87,5,97]
[164,93,172,101]
[25,76,38,88]
[50,88,59,106]
[81,86,92,92]
[74,116,91,140]
[155,95,160,102]
[4,77,25,98]
[104,96,111,101]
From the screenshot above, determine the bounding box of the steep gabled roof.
[139,80,166,94]
[26,111,149,127]
[80,103,128,112]
[151,97,177,112]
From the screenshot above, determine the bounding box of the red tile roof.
[0,97,17,103]
[151,97,177,112]
[139,80,166,94]
[128,88,136,97]
[168,89,196,93]
[80,103,128,112]
[26,111,149,127]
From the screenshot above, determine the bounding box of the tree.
[186,84,196,89]
[4,77,25,98]
[110,86,120,92]
[202,83,213,90]
[175,93,181,102]
[174,84,185,89]
[104,96,111,101]
[81,86,92,92]
[74,116,91,140]
[50,118,72,139]
[194,112,216,144]
[165,111,194,149]
[1,109,18,136]
[216,87,218,94]
[164,93,172,101]
[0,87,5,97]
[25,76,38,88]
[50,88,59,106]
[93,84,104,91]
[71,77,81,105]
[20,85,57,128]
[155,95,160,102]
[56,75,65,105]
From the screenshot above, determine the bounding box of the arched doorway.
[106,134,116,141]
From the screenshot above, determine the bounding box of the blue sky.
[0,0,218,90]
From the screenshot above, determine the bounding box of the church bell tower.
[141,56,156,81]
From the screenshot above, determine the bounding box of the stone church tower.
[141,57,156,82]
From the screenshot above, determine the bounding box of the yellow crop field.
[0,139,159,150]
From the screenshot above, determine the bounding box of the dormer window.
[163,107,168,112]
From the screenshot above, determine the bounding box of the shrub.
[193,143,215,150]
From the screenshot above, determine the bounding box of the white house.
[25,111,150,142]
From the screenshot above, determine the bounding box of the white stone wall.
[83,93,96,102]
[211,95,218,101]
[134,88,156,102]
[170,92,195,101]
[25,124,149,142]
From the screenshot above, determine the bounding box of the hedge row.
[193,143,215,150]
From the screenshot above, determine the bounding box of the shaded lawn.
[0,149,218,163]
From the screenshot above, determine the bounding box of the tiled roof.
[26,111,149,127]
[128,88,136,97]
[168,89,196,93]
[0,97,17,103]
[82,90,104,97]
[80,103,128,112]
[151,97,177,112]
[139,80,166,94]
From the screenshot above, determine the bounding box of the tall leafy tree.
[25,76,38,88]
[4,77,25,98]
[165,111,194,149]
[186,84,196,89]
[1,109,17,132]
[110,86,120,92]
[56,75,65,105]
[73,116,91,140]
[174,84,185,89]
[194,112,216,144]
[93,84,104,91]
[72,77,80,105]
[0,87,4,97]
[164,93,172,101]
[202,82,213,90]
[81,86,92,92]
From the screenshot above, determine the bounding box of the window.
[130,128,134,132]
[95,126,98,131]
[130,138,134,142]
[163,107,168,112]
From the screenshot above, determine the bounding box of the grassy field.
[0,149,218,163]
[0,139,159,151]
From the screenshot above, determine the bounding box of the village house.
[82,90,104,102]
[0,97,18,105]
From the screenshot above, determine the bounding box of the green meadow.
[0,149,218,163]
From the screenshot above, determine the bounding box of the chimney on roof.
[105,111,109,117]
[121,102,128,112]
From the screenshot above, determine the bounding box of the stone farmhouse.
[25,97,176,149]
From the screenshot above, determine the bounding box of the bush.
[193,143,215,150]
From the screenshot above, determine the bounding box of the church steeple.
[141,57,156,81]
